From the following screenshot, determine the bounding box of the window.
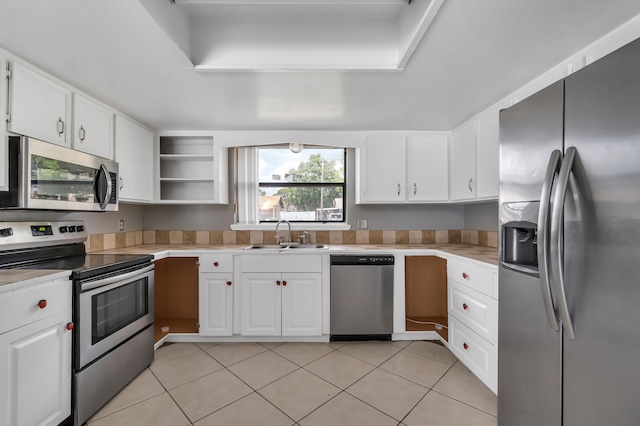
[258,146,345,223]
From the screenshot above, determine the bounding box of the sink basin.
[285,244,329,249]
[243,245,282,250]
[243,244,328,250]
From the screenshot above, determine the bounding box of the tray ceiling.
[139,0,443,71]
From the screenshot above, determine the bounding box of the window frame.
[258,147,347,224]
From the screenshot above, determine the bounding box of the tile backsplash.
[86,229,498,252]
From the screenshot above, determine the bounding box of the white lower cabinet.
[240,255,323,337]
[446,257,498,394]
[240,272,322,336]
[199,272,233,336]
[199,254,234,336]
[0,278,72,426]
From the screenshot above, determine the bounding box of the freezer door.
[499,80,564,204]
[562,37,640,425]
[498,81,564,426]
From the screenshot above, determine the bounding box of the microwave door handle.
[538,149,562,332]
[97,163,112,210]
[550,146,577,340]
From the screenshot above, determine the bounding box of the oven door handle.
[81,264,155,292]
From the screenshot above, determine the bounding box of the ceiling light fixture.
[289,142,304,153]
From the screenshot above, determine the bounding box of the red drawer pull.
[463,343,469,350]
[276,281,281,286]
[213,262,219,267]
[66,322,74,331]
[37,299,47,309]
[226,281,232,286]
[282,281,287,286]
[462,272,468,279]
[463,303,468,310]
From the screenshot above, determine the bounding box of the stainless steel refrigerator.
[498,37,640,425]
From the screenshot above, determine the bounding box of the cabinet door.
[359,136,406,202]
[407,134,449,201]
[0,310,72,426]
[73,94,113,159]
[115,115,154,202]
[8,61,71,147]
[281,273,322,336]
[475,110,500,199]
[240,273,281,336]
[451,121,477,200]
[0,57,7,191]
[199,273,233,336]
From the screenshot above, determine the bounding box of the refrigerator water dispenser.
[500,201,540,276]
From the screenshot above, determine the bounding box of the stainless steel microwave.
[0,136,118,211]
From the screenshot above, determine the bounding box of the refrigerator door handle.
[537,149,562,332]
[550,146,577,340]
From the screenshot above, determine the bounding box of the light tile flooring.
[87,340,497,426]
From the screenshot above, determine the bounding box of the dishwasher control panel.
[330,255,395,265]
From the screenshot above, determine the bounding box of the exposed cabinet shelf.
[404,256,448,341]
[158,135,228,204]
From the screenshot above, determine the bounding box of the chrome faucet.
[274,219,291,245]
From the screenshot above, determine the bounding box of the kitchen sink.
[243,244,329,250]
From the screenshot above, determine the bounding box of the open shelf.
[158,135,227,203]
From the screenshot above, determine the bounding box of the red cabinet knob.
[37,299,47,309]
[276,281,281,286]
[226,281,232,286]
[282,281,287,286]
[463,343,469,350]
[462,273,468,279]
[463,303,468,310]
[213,262,219,267]
[66,322,74,331]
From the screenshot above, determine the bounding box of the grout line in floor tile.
[429,388,498,418]
[252,389,299,424]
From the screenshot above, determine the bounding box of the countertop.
[0,243,498,288]
[93,243,499,266]
[0,270,71,290]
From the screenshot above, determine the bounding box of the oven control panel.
[0,221,87,249]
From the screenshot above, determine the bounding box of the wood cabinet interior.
[405,256,448,341]
[154,257,199,342]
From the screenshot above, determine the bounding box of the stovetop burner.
[0,221,153,280]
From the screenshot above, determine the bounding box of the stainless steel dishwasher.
[330,254,394,341]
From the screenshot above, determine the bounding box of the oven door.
[76,264,154,370]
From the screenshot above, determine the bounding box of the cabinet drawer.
[449,315,497,393]
[198,254,234,273]
[447,258,495,298]
[241,255,322,273]
[0,278,72,335]
[449,281,497,344]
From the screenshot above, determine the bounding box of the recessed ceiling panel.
[139,0,444,71]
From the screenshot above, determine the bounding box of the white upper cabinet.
[407,134,449,202]
[358,135,406,203]
[72,94,114,159]
[0,56,7,191]
[450,121,477,200]
[114,115,154,203]
[451,111,501,202]
[7,61,71,147]
[475,110,500,199]
[357,133,449,204]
